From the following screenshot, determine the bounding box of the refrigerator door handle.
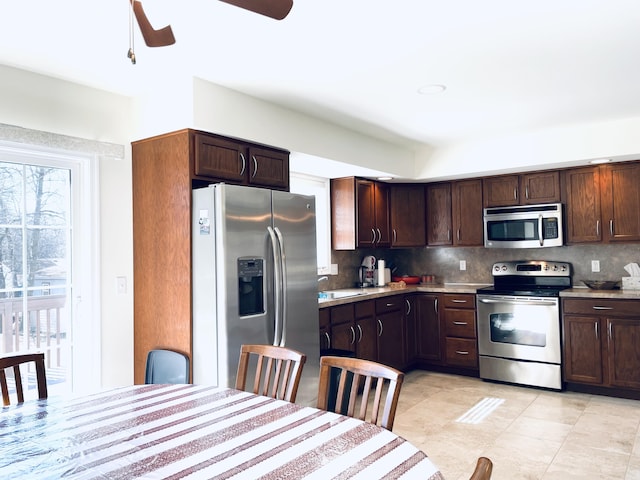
[274,226,288,347]
[267,226,283,346]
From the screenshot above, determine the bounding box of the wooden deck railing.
[0,295,67,367]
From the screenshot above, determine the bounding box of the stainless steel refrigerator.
[192,183,320,405]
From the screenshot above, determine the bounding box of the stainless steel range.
[476,260,571,390]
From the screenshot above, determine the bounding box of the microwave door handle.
[538,214,544,247]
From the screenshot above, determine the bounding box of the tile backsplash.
[322,243,640,290]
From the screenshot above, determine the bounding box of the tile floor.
[393,370,640,480]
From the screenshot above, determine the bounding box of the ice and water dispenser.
[237,258,264,316]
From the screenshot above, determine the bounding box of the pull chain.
[127,0,136,64]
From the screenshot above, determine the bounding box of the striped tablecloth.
[0,384,444,479]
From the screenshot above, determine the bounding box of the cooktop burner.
[477,260,572,297]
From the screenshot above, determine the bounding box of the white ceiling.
[3,1,640,167]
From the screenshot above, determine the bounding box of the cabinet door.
[331,322,356,353]
[404,296,417,367]
[564,166,602,243]
[426,183,452,246]
[193,133,245,182]
[356,315,378,361]
[247,147,289,190]
[415,294,441,362]
[483,175,519,207]
[377,311,406,370]
[563,315,603,384]
[319,309,331,351]
[355,301,377,360]
[452,179,483,246]
[356,179,377,247]
[389,184,426,247]
[607,318,640,389]
[374,182,391,247]
[520,171,561,204]
[600,162,640,242]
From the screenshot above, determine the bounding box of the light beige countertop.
[560,287,640,300]
[318,283,490,308]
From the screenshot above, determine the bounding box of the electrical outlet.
[330,264,338,275]
[460,260,467,271]
[591,260,600,273]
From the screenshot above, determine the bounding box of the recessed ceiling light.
[418,84,447,95]
[589,158,611,164]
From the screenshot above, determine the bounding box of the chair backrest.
[145,349,190,384]
[317,355,404,431]
[235,344,306,402]
[469,457,493,480]
[0,352,48,406]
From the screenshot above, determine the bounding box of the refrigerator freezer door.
[193,184,275,387]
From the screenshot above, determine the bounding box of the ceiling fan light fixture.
[418,84,447,95]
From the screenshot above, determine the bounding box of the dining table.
[0,383,444,479]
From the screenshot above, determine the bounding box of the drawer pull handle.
[386,303,394,307]
[452,299,467,303]
[453,321,468,325]
[592,306,613,310]
[455,350,470,355]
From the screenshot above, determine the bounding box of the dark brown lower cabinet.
[563,298,640,391]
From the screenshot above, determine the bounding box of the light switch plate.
[591,260,600,272]
[460,260,467,271]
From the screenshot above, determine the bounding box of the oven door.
[476,295,561,364]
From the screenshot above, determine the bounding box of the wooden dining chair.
[235,344,306,402]
[0,352,48,406]
[317,355,404,431]
[469,457,493,480]
[145,349,190,384]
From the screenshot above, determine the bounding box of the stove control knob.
[501,265,508,272]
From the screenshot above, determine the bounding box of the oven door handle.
[478,298,557,307]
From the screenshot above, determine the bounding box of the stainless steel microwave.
[483,203,563,248]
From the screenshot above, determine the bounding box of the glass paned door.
[0,161,72,398]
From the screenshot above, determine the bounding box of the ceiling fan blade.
[131,0,176,47]
[219,0,293,20]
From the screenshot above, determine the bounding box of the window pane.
[0,162,23,225]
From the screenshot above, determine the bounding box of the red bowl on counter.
[392,275,420,284]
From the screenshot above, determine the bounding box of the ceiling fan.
[130,0,294,48]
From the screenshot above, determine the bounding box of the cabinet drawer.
[563,298,639,317]
[330,304,354,325]
[445,338,478,368]
[375,297,403,314]
[355,300,375,318]
[319,308,330,329]
[442,294,475,309]
[444,310,476,338]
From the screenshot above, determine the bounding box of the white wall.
[0,65,134,387]
[192,78,417,178]
[415,116,640,181]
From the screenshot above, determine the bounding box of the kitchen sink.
[318,289,367,300]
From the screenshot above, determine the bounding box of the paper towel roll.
[377,260,386,286]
